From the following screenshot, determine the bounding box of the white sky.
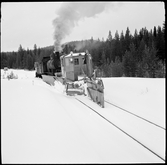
[1,2,165,52]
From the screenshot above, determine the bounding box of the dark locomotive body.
[34,51,61,78]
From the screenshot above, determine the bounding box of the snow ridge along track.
[105,100,165,130]
[75,97,165,162]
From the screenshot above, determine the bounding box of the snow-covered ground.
[1,69,166,163]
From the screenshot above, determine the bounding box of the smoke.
[53,2,113,52]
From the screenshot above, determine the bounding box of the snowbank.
[103,77,165,128]
[1,69,165,163]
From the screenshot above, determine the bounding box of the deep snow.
[1,69,166,163]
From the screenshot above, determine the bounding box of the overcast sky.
[1,2,165,52]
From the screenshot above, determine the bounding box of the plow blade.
[66,89,84,96]
[87,87,104,108]
[86,79,104,108]
[65,82,85,96]
[42,75,55,85]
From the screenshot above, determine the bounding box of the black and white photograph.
[1,1,165,163]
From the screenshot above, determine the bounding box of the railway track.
[104,100,165,130]
[75,97,165,162]
[47,81,165,162]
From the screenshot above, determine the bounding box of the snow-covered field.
[1,69,166,163]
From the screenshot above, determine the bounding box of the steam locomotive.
[34,50,104,107]
[34,51,61,78]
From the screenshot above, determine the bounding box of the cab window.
[74,58,79,65]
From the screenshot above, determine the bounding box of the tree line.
[64,24,165,78]
[1,44,54,70]
[1,24,165,77]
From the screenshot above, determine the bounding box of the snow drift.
[1,69,165,163]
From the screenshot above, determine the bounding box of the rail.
[75,97,165,162]
[105,100,165,130]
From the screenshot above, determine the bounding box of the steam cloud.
[53,2,112,52]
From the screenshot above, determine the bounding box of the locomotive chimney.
[55,51,60,58]
[53,50,60,58]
